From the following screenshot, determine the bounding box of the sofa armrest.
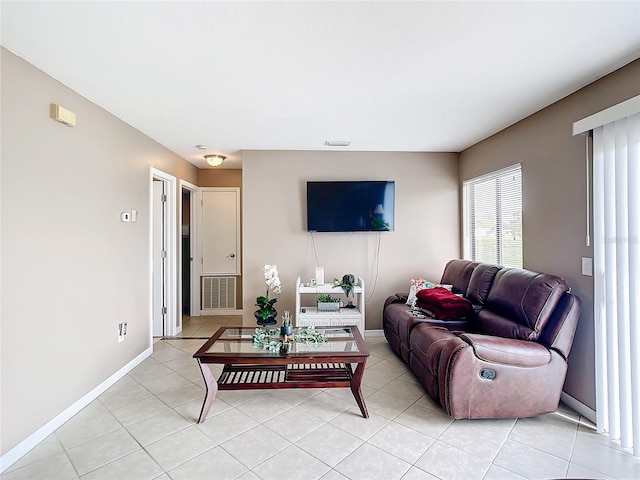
[459,333,551,367]
[384,293,409,309]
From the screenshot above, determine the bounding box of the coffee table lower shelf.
[219,363,353,389]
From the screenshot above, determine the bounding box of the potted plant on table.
[339,274,356,297]
[281,311,293,336]
[255,264,281,326]
[317,294,340,312]
[340,274,357,308]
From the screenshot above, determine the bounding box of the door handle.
[228,254,236,258]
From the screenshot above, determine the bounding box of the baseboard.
[0,347,152,473]
[561,391,596,424]
[200,308,243,315]
[364,329,385,337]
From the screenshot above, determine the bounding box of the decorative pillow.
[406,278,436,306]
[416,287,473,320]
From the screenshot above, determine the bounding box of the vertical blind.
[593,111,640,456]
[463,164,523,268]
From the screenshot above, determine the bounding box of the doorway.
[181,188,190,315]
[179,180,199,318]
[149,168,178,339]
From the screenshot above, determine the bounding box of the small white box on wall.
[315,267,325,285]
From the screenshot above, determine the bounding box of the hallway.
[166,315,244,339]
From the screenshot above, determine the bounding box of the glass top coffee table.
[193,326,370,423]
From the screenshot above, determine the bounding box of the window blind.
[593,111,640,457]
[463,164,522,268]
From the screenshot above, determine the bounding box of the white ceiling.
[2,1,639,169]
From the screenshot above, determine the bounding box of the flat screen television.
[306,181,395,232]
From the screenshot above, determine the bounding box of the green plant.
[317,294,340,303]
[339,274,356,297]
[255,295,277,320]
[282,310,292,327]
[252,328,282,352]
[295,326,328,344]
[255,265,281,321]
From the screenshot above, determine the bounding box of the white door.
[201,188,240,274]
[152,180,166,336]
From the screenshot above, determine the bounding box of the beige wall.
[198,169,244,306]
[0,48,198,455]
[198,169,242,188]
[242,150,460,330]
[460,59,640,410]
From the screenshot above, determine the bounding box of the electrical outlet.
[118,322,128,342]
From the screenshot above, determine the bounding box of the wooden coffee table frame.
[193,326,370,423]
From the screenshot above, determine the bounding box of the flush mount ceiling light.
[204,154,226,167]
[324,140,351,147]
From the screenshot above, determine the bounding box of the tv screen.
[306,181,395,232]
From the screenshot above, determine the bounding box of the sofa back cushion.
[477,268,571,340]
[465,263,501,306]
[538,292,581,358]
[440,259,478,295]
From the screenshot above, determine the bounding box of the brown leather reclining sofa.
[383,259,581,419]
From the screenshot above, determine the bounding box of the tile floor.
[3,316,640,480]
[176,315,243,339]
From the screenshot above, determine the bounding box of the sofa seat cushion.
[416,287,473,320]
[384,300,469,361]
[459,333,551,367]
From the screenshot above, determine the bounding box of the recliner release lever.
[480,369,496,380]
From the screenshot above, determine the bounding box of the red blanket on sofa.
[416,287,473,320]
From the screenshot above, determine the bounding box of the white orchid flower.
[263,264,282,296]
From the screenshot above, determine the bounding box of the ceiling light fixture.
[204,154,226,167]
[325,140,351,147]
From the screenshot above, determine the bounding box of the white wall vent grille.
[202,276,236,310]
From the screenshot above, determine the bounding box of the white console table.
[295,276,365,333]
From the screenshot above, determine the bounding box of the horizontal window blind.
[463,164,522,268]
